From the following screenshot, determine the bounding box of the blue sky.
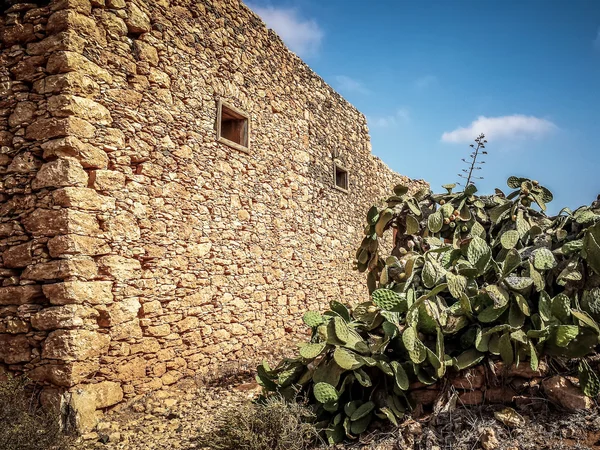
[246,0,600,214]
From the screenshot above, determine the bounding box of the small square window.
[216,100,250,153]
[333,163,349,192]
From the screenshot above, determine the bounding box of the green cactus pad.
[532,248,556,270]
[372,289,404,311]
[302,311,324,328]
[299,343,326,360]
[467,236,491,274]
[428,211,443,233]
[551,294,571,323]
[333,347,364,370]
[446,272,467,299]
[350,413,372,435]
[485,284,510,309]
[499,332,514,365]
[350,401,375,421]
[579,361,600,397]
[500,230,520,249]
[313,382,339,404]
[390,361,409,391]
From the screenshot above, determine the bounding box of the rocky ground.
[75,371,600,450]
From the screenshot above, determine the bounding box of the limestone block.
[47,51,112,84]
[97,255,141,279]
[451,366,485,390]
[115,357,146,381]
[6,152,42,173]
[26,117,95,141]
[79,381,123,409]
[22,208,100,236]
[31,304,98,330]
[542,376,594,410]
[43,281,113,305]
[21,258,98,281]
[130,338,160,354]
[140,300,162,316]
[0,335,31,364]
[43,137,108,169]
[0,285,43,305]
[0,23,36,45]
[47,10,105,45]
[97,10,127,37]
[104,213,141,241]
[48,95,112,125]
[145,324,170,337]
[107,0,126,9]
[68,389,99,433]
[2,241,33,268]
[133,41,159,66]
[110,319,143,340]
[10,56,46,83]
[32,158,88,190]
[105,89,143,107]
[8,101,36,128]
[48,234,110,258]
[161,370,183,386]
[125,3,151,34]
[43,329,110,361]
[52,187,115,211]
[27,31,86,56]
[34,72,100,96]
[50,0,93,15]
[29,361,100,387]
[89,169,126,191]
[105,298,141,325]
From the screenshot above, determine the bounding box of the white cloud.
[368,108,410,128]
[334,75,369,94]
[415,75,437,89]
[441,115,557,143]
[247,4,323,57]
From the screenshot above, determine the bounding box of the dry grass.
[196,395,320,450]
[0,376,73,450]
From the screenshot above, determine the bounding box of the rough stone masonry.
[0,0,426,429]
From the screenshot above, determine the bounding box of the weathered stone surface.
[125,3,150,34]
[48,95,112,124]
[47,51,112,84]
[451,366,485,390]
[80,381,123,409]
[97,256,141,279]
[1,22,35,45]
[22,208,100,236]
[88,169,126,190]
[104,212,141,241]
[68,389,99,433]
[104,298,141,326]
[43,137,109,169]
[32,158,88,190]
[26,117,95,141]
[34,72,100,96]
[21,258,98,281]
[6,152,42,173]
[409,389,440,406]
[459,390,484,405]
[29,361,100,387]
[43,281,113,305]
[115,357,146,381]
[0,335,31,364]
[47,10,102,43]
[542,376,594,411]
[10,55,46,83]
[8,101,36,128]
[31,305,99,330]
[48,234,110,257]
[43,329,110,361]
[50,0,93,15]
[0,285,43,305]
[52,187,115,211]
[485,387,518,404]
[27,31,85,55]
[2,241,33,268]
[133,41,159,66]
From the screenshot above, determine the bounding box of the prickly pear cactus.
[257,173,600,444]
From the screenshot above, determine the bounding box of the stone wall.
[0,0,425,427]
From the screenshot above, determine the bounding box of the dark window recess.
[218,103,249,150]
[334,164,349,191]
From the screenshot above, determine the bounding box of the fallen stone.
[542,376,594,411]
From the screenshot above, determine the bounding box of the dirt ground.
[76,370,600,450]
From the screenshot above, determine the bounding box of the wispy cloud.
[594,28,600,50]
[415,75,438,89]
[441,115,557,143]
[334,75,369,94]
[368,108,410,128]
[247,4,323,57]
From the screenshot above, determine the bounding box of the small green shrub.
[197,395,320,450]
[257,171,600,444]
[0,376,72,450]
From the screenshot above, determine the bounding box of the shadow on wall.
[1,0,51,13]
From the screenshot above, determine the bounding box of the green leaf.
[313,382,339,403]
[554,325,579,347]
[502,249,522,277]
[333,347,364,370]
[390,361,409,391]
[503,276,533,292]
[501,230,520,249]
[507,176,526,189]
[579,361,600,397]
[583,222,600,275]
[375,209,394,237]
[471,221,486,239]
[485,284,510,308]
[478,304,509,323]
[394,184,409,196]
[499,332,514,365]
[351,401,375,421]
[514,293,531,316]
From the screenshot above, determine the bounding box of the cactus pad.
[313,382,339,404]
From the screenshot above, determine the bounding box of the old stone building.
[0,0,424,426]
